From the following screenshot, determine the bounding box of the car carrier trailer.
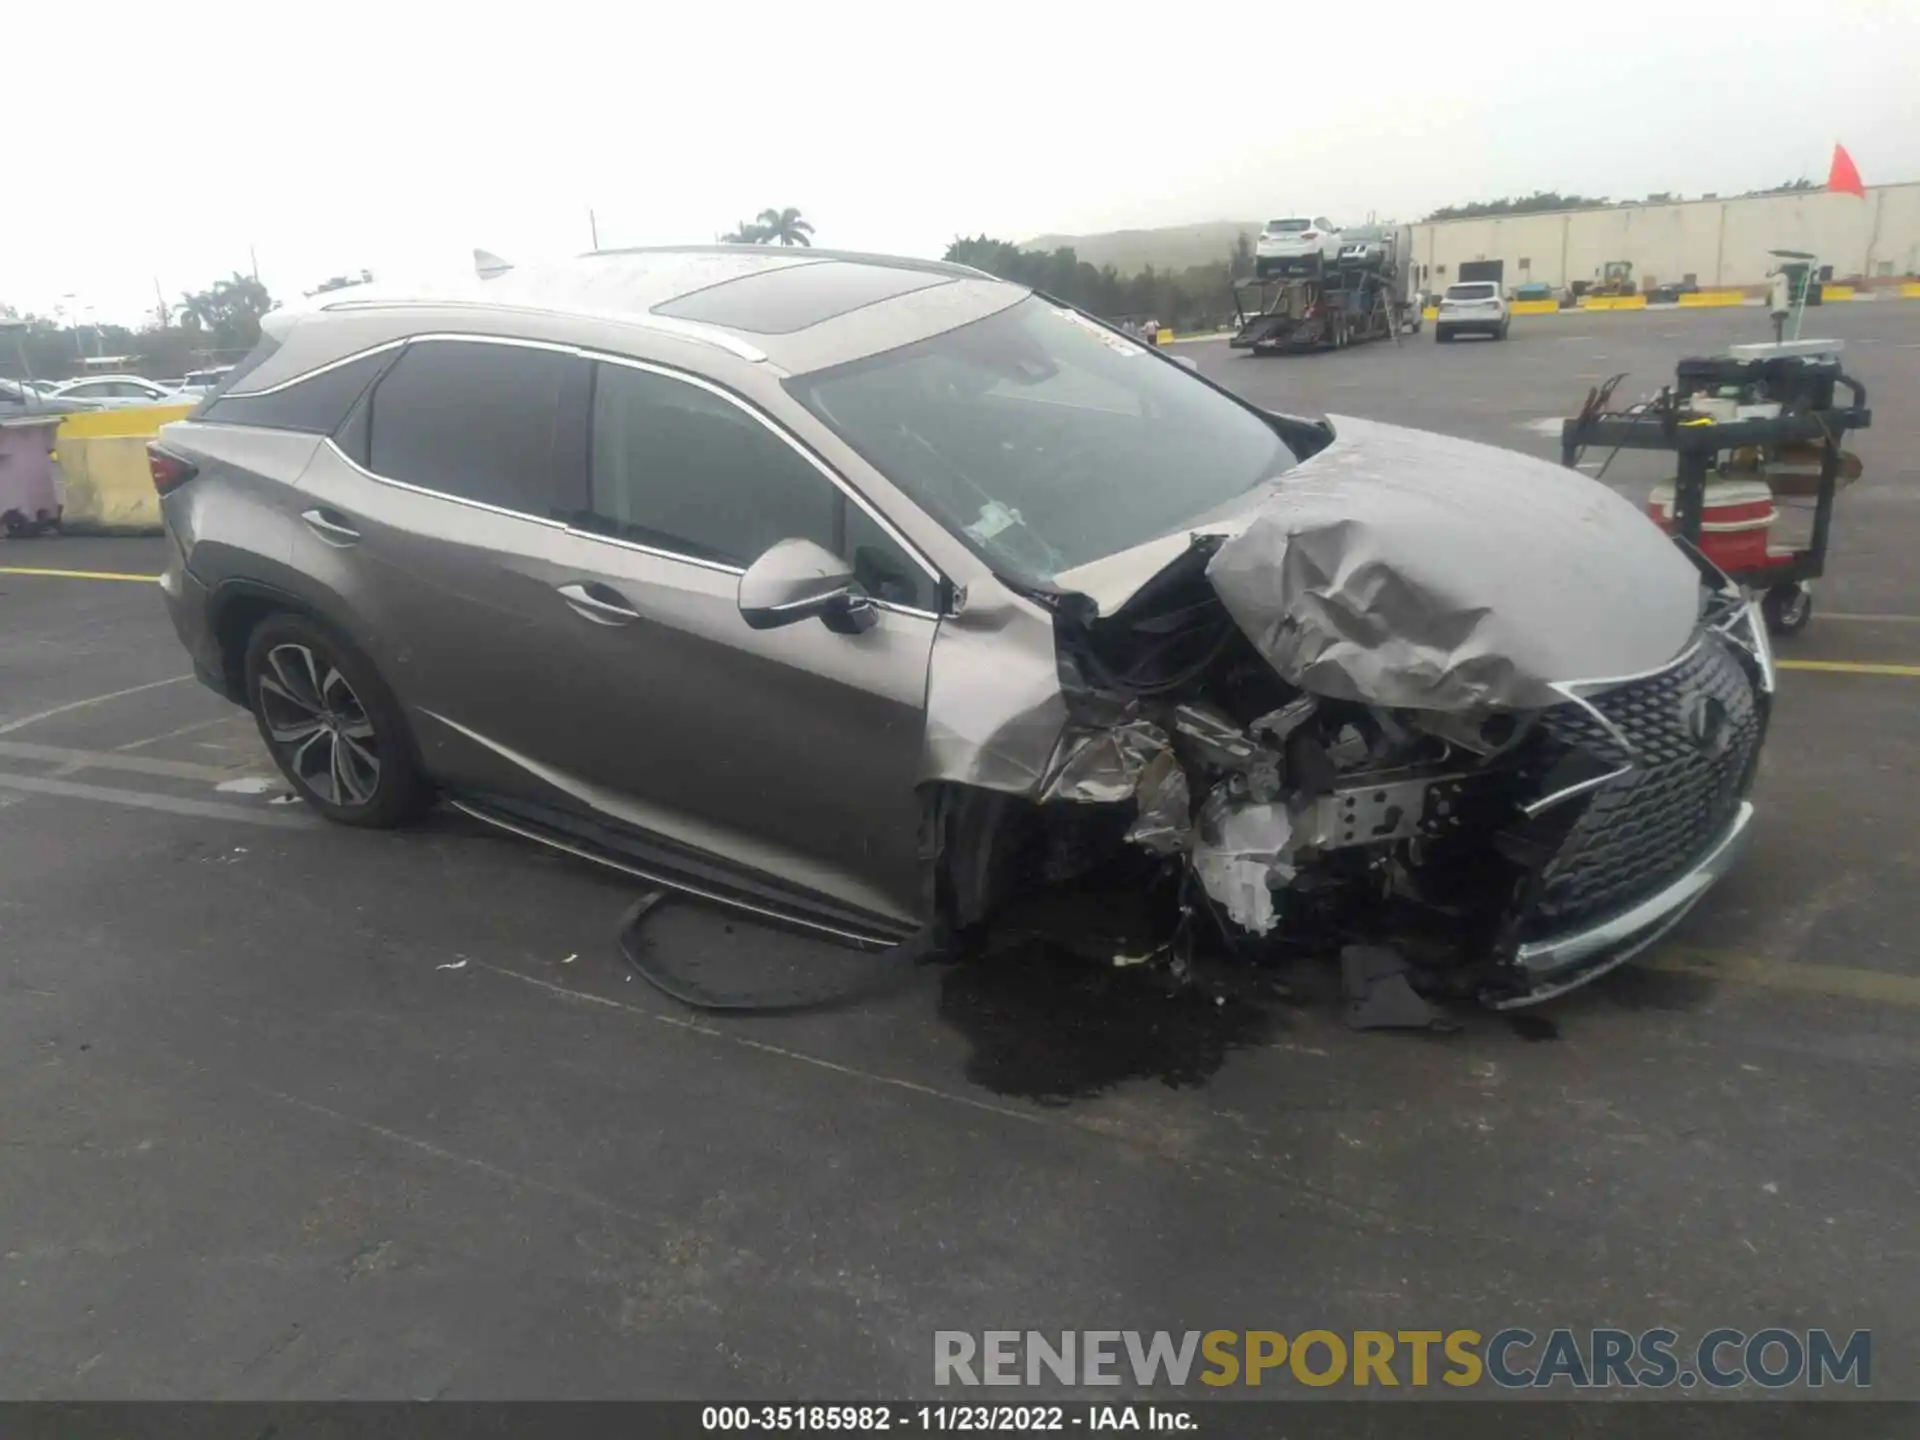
[1229,224,1420,355]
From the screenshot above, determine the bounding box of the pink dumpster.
[0,417,64,536]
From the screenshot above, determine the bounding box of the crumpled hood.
[1203,415,1700,711]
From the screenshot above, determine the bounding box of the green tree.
[755,207,815,246]
[942,235,1233,333]
[721,219,769,243]
[177,272,274,348]
[1425,191,1611,221]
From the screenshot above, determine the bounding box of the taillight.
[148,443,197,495]
[1301,231,1319,241]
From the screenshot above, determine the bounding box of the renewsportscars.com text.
[934,1328,1871,1391]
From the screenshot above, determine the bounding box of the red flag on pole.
[1828,144,1866,198]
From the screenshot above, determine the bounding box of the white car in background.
[1434,282,1510,342]
[1254,216,1342,278]
[173,365,235,399]
[51,374,184,405]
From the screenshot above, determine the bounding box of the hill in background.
[1020,220,1261,274]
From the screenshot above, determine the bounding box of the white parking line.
[0,772,309,827]
[0,740,243,783]
[0,675,193,737]
[116,715,239,752]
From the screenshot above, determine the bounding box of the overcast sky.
[8,0,1917,324]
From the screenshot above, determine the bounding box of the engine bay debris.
[925,417,1771,1018]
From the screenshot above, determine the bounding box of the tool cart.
[1560,342,1871,635]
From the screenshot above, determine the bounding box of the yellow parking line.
[0,566,160,584]
[1776,660,1920,677]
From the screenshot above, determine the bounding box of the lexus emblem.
[1680,694,1732,757]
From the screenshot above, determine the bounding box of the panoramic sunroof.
[652,261,953,335]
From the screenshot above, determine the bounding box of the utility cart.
[1560,343,1870,635]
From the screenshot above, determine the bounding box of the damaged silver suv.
[154,246,1771,1009]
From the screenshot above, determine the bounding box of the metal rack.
[1559,362,1870,634]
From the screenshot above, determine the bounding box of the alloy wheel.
[256,642,381,806]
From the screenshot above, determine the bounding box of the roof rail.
[314,296,767,363]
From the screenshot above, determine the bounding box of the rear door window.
[585,361,934,610]
[364,340,575,518]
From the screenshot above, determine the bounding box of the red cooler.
[1647,479,1775,573]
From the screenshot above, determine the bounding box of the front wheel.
[244,612,431,827]
[1762,581,1813,636]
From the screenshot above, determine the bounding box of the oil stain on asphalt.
[936,944,1281,1107]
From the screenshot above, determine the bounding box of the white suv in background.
[1254,216,1342,277]
[1434,282,1510,342]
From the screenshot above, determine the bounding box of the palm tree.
[720,220,769,244]
[177,292,214,332]
[754,207,814,247]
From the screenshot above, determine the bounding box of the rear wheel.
[243,612,430,827]
[1436,327,1454,343]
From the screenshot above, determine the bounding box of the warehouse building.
[1409,182,1920,292]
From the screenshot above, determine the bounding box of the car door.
[530,357,942,926]
[289,335,601,811]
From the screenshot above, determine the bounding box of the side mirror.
[738,537,877,635]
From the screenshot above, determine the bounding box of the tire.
[1436,327,1454,343]
[1498,320,1511,340]
[1761,582,1812,636]
[243,612,431,827]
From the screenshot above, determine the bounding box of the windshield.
[1446,283,1498,300]
[786,296,1296,584]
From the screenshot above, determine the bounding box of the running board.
[447,797,909,951]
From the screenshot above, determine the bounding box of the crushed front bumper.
[1490,798,1754,1009]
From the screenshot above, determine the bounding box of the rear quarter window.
[198,349,397,434]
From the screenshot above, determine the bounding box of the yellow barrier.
[1155,328,1174,345]
[1509,299,1559,316]
[55,434,164,533]
[1579,294,1649,311]
[1421,306,1438,322]
[1903,283,1920,299]
[56,403,194,440]
[1821,284,1856,301]
[1679,290,1748,307]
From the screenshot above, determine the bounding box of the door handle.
[557,582,641,626]
[301,508,361,546]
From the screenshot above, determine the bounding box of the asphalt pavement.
[2,304,1917,1404]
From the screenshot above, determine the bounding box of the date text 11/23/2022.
[702,1406,1193,1432]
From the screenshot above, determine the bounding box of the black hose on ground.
[615,889,939,1013]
